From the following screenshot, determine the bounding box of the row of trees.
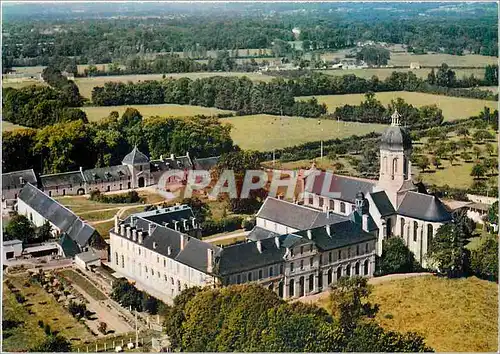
[331,92,444,129]
[4,214,52,245]
[2,109,234,174]
[162,281,432,352]
[41,67,83,106]
[91,76,327,117]
[110,278,164,314]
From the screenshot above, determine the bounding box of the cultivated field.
[75,72,272,98]
[220,114,387,151]
[82,104,233,122]
[388,53,498,68]
[319,68,485,80]
[315,275,497,352]
[370,276,498,352]
[299,92,498,121]
[2,77,46,90]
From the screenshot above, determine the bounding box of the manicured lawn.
[79,208,122,222]
[94,220,115,239]
[370,275,498,352]
[76,72,270,98]
[320,68,485,80]
[298,91,498,121]
[59,269,108,301]
[2,275,92,351]
[82,104,233,122]
[55,196,136,214]
[220,114,387,151]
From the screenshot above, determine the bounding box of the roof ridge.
[3,168,35,175]
[40,170,82,177]
[265,196,322,213]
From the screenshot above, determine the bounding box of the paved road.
[297,272,433,305]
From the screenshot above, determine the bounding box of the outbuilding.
[75,251,101,270]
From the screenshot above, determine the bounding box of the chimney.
[307,229,312,240]
[135,230,141,242]
[120,224,125,236]
[167,246,171,256]
[138,232,143,244]
[173,220,179,231]
[153,242,158,249]
[256,240,262,253]
[132,228,137,241]
[114,214,119,233]
[126,226,131,239]
[148,223,154,236]
[275,236,280,248]
[130,216,135,227]
[207,248,214,273]
[19,177,25,185]
[183,219,187,230]
[326,224,331,237]
[180,234,186,250]
[191,217,196,229]
[362,214,369,232]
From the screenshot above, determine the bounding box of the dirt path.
[89,201,165,225]
[204,230,250,243]
[297,272,433,305]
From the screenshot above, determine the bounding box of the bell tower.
[378,110,412,206]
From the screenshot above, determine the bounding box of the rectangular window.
[290,262,294,272]
[308,195,313,205]
[356,245,360,256]
[280,264,284,274]
[300,260,304,270]
[300,246,304,254]
[269,266,274,277]
[319,255,322,266]
[164,259,166,267]
[310,257,313,267]
[319,197,324,207]
[329,252,332,263]
[258,269,263,279]
[248,272,252,282]
[237,274,241,284]
[338,250,342,260]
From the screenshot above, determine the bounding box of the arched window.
[289,279,295,297]
[329,200,335,210]
[269,266,274,277]
[345,264,351,277]
[336,267,342,280]
[413,221,419,242]
[248,272,253,282]
[177,280,181,291]
[427,224,434,247]
[327,269,333,284]
[364,259,370,275]
[308,274,314,292]
[393,158,398,176]
[355,262,360,275]
[403,156,408,179]
[258,269,263,280]
[319,197,324,207]
[340,202,346,213]
[383,156,388,173]
[400,218,405,238]
[356,245,360,256]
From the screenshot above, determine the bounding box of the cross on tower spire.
[391,110,401,127]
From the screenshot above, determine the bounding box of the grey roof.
[397,191,452,222]
[380,126,412,151]
[176,238,221,273]
[3,239,23,246]
[150,155,193,172]
[82,165,131,184]
[247,226,279,241]
[122,147,149,165]
[305,171,376,203]
[369,191,395,217]
[132,205,195,233]
[257,197,348,230]
[294,221,376,251]
[216,237,286,276]
[2,169,38,190]
[40,171,85,188]
[75,251,101,263]
[193,156,220,170]
[349,212,378,232]
[398,179,427,194]
[18,183,95,247]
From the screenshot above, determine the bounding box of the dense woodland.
[3,3,497,67]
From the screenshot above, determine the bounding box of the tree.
[456,126,469,139]
[472,145,482,159]
[473,130,494,143]
[470,163,486,179]
[470,235,498,281]
[4,214,35,244]
[36,221,52,242]
[460,151,472,162]
[485,142,495,156]
[487,201,498,225]
[448,154,456,166]
[68,301,87,318]
[31,335,72,352]
[427,68,436,85]
[98,321,108,335]
[329,276,379,334]
[431,156,441,169]
[459,138,473,151]
[415,155,429,172]
[376,237,419,276]
[426,223,470,278]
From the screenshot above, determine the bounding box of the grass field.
[388,53,498,68]
[2,77,46,90]
[370,275,497,352]
[299,91,498,121]
[58,269,108,301]
[3,276,92,351]
[319,68,485,80]
[220,114,387,151]
[82,104,233,122]
[2,120,29,132]
[75,72,271,98]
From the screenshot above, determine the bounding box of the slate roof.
[294,221,376,251]
[3,239,23,246]
[40,171,85,188]
[369,191,395,217]
[133,205,195,230]
[397,191,452,222]
[247,226,279,241]
[18,183,95,248]
[150,155,193,172]
[75,250,100,263]
[176,238,221,273]
[193,156,220,170]
[305,171,376,203]
[122,147,149,165]
[380,125,412,151]
[82,166,131,183]
[216,237,286,276]
[349,212,378,232]
[60,233,81,257]
[398,179,427,194]
[256,197,347,230]
[2,169,38,190]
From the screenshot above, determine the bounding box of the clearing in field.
[75,71,271,98]
[319,68,485,80]
[299,91,498,121]
[82,104,233,122]
[388,53,498,68]
[220,114,387,151]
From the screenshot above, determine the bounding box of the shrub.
[44,323,52,335]
[89,190,142,204]
[201,216,244,236]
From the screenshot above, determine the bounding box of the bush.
[201,216,244,236]
[470,235,498,281]
[242,217,256,231]
[89,190,142,203]
[38,320,44,328]
[375,237,420,276]
[44,323,52,335]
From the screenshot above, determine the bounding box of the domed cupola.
[380,110,412,151]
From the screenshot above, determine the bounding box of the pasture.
[319,68,485,80]
[75,72,272,98]
[219,114,387,151]
[82,104,233,122]
[299,91,498,121]
[388,53,498,68]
